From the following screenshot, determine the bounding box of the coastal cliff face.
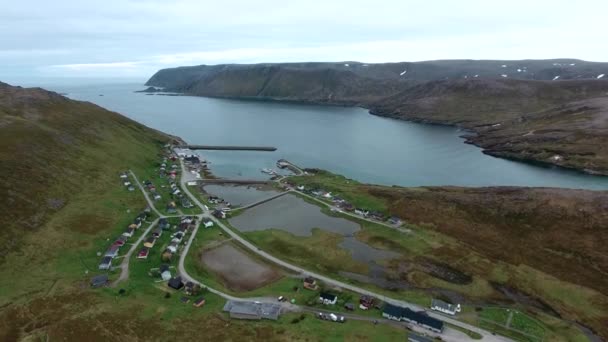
[370,78,608,174]
[146,60,608,174]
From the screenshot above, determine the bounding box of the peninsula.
[145,60,608,175]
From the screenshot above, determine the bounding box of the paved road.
[178,158,511,342]
[113,218,159,286]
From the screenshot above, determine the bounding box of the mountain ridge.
[146,60,608,175]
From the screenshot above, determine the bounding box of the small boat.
[261,168,273,174]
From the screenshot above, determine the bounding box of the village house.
[123,181,131,187]
[167,202,177,214]
[153,192,162,201]
[167,241,179,254]
[105,245,120,258]
[168,276,184,290]
[137,247,149,259]
[123,227,135,238]
[184,155,200,164]
[143,236,156,248]
[184,281,200,296]
[181,197,193,208]
[354,208,369,217]
[112,240,125,249]
[382,304,444,333]
[161,250,173,262]
[176,225,188,235]
[203,218,214,228]
[159,218,170,230]
[388,216,402,226]
[152,227,163,239]
[369,211,386,221]
[160,264,171,281]
[303,276,318,290]
[311,189,324,197]
[133,218,142,229]
[90,274,109,288]
[98,256,113,270]
[212,209,226,219]
[344,303,355,311]
[319,292,338,305]
[193,297,206,308]
[431,299,461,316]
[408,333,434,342]
[127,185,135,192]
[172,232,184,243]
[119,172,128,180]
[359,295,375,310]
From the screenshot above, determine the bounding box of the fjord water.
[51,82,608,190]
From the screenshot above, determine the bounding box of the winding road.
[177,158,512,342]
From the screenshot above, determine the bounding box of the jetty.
[200,179,270,185]
[277,159,304,175]
[178,145,277,152]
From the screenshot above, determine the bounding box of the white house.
[319,293,337,305]
[167,242,179,254]
[430,299,461,316]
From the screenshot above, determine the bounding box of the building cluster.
[223,300,281,321]
[382,304,444,333]
[165,274,206,308]
[119,172,135,191]
[98,199,151,270]
[289,184,403,226]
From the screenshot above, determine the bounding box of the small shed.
[193,297,206,307]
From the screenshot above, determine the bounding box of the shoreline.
[142,87,608,179]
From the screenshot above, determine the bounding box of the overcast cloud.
[1,0,607,82]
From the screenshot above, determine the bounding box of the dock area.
[201,179,270,185]
[178,145,277,152]
[277,159,304,175]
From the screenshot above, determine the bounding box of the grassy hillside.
[371,79,608,174]
[0,82,408,341]
[0,82,172,338]
[0,82,169,262]
[286,170,608,340]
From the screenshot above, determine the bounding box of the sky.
[1,0,608,82]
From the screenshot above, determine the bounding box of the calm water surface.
[229,194,360,236]
[202,184,280,207]
[42,81,608,189]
